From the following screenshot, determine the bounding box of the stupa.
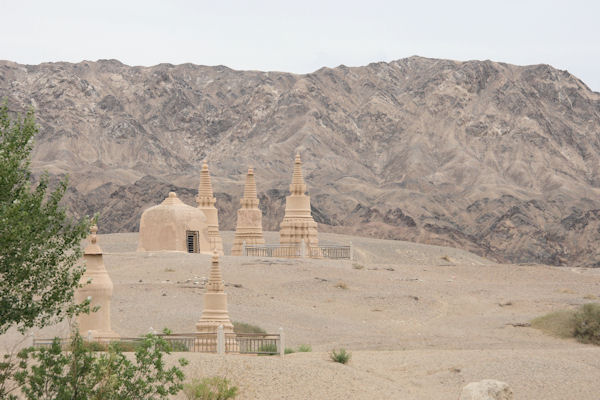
[75,225,119,339]
[196,162,224,255]
[196,251,235,335]
[231,167,265,256]
[137,192,210,254]
[279,153,319,249]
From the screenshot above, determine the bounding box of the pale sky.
[1,0,599,91]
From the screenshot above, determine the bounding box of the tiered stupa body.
[279,153,319,248]
[196,162,224,255]
[231,167,265,256]
[137,192,210,254]
[75,225,119,339]
[195,252,234,334]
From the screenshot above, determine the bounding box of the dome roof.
[143,191,207,223]
[137,192,210,253]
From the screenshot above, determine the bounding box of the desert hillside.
[1,57,600,266]
[2,232,599,399]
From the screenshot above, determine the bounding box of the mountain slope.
[1,56,600,266]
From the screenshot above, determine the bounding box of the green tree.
[0,102,90,334]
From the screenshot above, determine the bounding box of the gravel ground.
[2,231,600,399]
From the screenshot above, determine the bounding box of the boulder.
[459,379,513,400]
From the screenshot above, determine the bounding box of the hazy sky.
[1,0,599,91]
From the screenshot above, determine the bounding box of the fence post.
[300,239,306,258]
[242,240,247,256]
[217,324,225,355]
[278,327,285,357]
[350,242,354,261]
[87,330,93,342]
[28,331,35,348]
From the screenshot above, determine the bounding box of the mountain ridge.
[2,56,600,266]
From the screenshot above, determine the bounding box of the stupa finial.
[84,224,102,255]
[90,224,98,244]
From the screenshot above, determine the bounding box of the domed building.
[137,192,211,253]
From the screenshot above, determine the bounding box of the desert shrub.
[334,281,348,289]
[284,347,295,354]
[573,303,600,345]
[258,343,278,354]
[232,321,266,334]
[297,344,312,352]
[329,348,351,364]
[184,377,238,400]
[352,263,364,270]
[531,310,576,338]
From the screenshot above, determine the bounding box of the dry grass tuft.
[531,310,576,338]
[558,288,577,294]
[233,321,266,334]
[334,281,348,290]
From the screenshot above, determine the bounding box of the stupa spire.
[197,161,215,204]
[196,251,235,349]
[243,167,257,199]
[206,251,225,293]
[196,161,223,255]
[75,224,119,339]
[240,167,259,209]
[290,153,307,195]
[231,167,265,255]
[279,152,319,251]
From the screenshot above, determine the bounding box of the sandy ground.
[2,231,600,399]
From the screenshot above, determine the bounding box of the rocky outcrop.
[460,380,513,400]
[1,57,600,265]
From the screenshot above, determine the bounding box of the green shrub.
[573,303,600,345]
[80,341,108,351]
[258,343,278,354]
[9,330,188,400]
[167,340,190,352]
[297,344,312,352]
[232,321,266,334]
[329,348,351,364]
[284,347,295,354]
[184,377,238,400]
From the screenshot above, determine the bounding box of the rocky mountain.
[1,56,600,266]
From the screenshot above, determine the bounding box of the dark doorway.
[186,230,199,253]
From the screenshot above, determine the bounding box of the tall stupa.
[196,161,224,255]
[195,251,234,335]
[279,153,319,248]
[231,167,265,256]
[75,225,119,339]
